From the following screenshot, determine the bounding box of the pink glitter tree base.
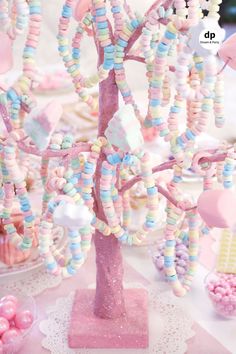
[68,288,148,349]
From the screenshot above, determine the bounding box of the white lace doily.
[39,283,195,354]
[3,267,62,296]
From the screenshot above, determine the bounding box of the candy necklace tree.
[1,0,236,350]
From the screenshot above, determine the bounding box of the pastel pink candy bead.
[197,189,236,228]
[218,33,236,70]
[14,310,33,330]
[0,317,9,336]
[0,301,17,321]
[1,328,22,344]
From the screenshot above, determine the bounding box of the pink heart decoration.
[74,0,91,22]
[218,33,236,70]
[197,189,236,228]
[0,33,13,74]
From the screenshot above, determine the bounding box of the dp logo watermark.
[199,27,223,52]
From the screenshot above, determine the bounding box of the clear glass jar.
[0,290,36,353]
[205,270,236,318]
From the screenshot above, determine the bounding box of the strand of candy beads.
[57,0,114,110]
[222,150,236,190]
[208,0,222,20]
[214,73,224,128]
[100,150,159,245]
[2,0,42,130]
[0,0,29,38]
[0,132,36,251]
[164,202,200,297]
[39,138,111,277]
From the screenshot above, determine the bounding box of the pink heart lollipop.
[0,33,13,74]
[197,189,236,228]
[218,33,236,70]
[74,0,91,21]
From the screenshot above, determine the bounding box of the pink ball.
[1,328,22,344]
[0,317,9,336]
[0,295,18,306]
[0,301,17,320]
[15,310,34,330]
[207,273,236,317]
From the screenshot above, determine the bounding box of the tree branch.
[17,140,92,158]
[120,160,175,194]
[156,184,196,211]
[119,152,228,195]
[124,55,176,72]
[124,55,145,63]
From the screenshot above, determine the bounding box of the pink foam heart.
[74,0,91,21]
[218,33,236,70]
[197,189,236,228]
[0,33,13,74]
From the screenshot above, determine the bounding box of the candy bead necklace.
[208,0,222,20]
[153,236,189,278]
[58,0,175,122]
[58,0,114,110]
[1,0,42,130]
[110,0,124,38]
[164,201,199,297]
[222,150,236,190]
[39,169,93,277]
[0,0,29,38]
[100,150,159,245]
[141,6,173,122]
[215,141,227,184]
[71,13,111,89]
[214,73,224,128]
[144,0,200,132]
[38,137,109,277]
[0,133,36,251]
[0,0,41,251]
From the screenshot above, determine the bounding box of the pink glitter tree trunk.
[94,69,126,319]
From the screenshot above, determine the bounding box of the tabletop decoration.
[1,0,236,350]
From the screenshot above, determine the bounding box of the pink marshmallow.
[197,189,236,228]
